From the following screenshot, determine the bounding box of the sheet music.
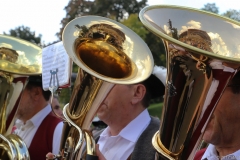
[42,41,72,91]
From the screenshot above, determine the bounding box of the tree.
[201,3,240,22]
[121,14,148,40]
[201,3,219,14]
[89,0,147,21]
[222,9,240,22]
[57,0,147,40]
[4,26,42,46]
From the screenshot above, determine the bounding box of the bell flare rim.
[62,15,154,84]
[0,34,42,75]
[139,5,240,64]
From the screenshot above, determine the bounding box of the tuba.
[0,34,42,159]
[139,5,240,160]
[57,16,154,160]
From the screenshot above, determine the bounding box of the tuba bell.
[139,5,240,160]
[57,16,154,160]
[0,34,42,159]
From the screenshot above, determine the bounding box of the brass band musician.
[194,71,240,160]
[14,76,63,160]
[47,65,166,160]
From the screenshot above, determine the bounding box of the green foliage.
[201,3,240,22]
[201,3,219,14]
[89,0,147,21]
[122,14,148,39]
[222,9,240,22]
[4,25,42,45]
[72,63,79,73]
[144,31,166,66]
[58,87,72,108]
[122,14,166,66]
[57,0,147,40]
[148,102,163,118]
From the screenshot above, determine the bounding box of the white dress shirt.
[97,109,151,160]
[15,104,63,154]
[202,144,240,160]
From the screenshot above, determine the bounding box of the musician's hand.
[96,144,106,160]
[46,152,63,160]
[46,152,55,160]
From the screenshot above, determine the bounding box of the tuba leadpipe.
[58,16,154,160]
[139,5,240,160]
[0,34,42,159]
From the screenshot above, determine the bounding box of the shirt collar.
[202,144,240,160]
[15,104,52,128]
[100,109,151,142]
[202,144,219,160]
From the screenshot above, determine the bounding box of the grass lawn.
[148,102,163,119]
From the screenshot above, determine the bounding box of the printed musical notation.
[42,41,72,91]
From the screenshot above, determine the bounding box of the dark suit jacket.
[130,116,160,160]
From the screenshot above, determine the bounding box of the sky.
[0,0,239,44]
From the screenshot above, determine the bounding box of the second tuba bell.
[139,5,240,160]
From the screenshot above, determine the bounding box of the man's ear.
[131,84,146,105]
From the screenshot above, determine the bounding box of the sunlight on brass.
[84,131,95,156]
[0,34,42,75]
[0,133,29,159]
[139,5,240,160]
[152,131,183,160]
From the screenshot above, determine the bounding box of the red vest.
[28,112,62,160]
[194,148,207,160]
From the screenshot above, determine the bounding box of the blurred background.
[1,0,239,118]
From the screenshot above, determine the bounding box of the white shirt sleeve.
[52,122,64,154]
